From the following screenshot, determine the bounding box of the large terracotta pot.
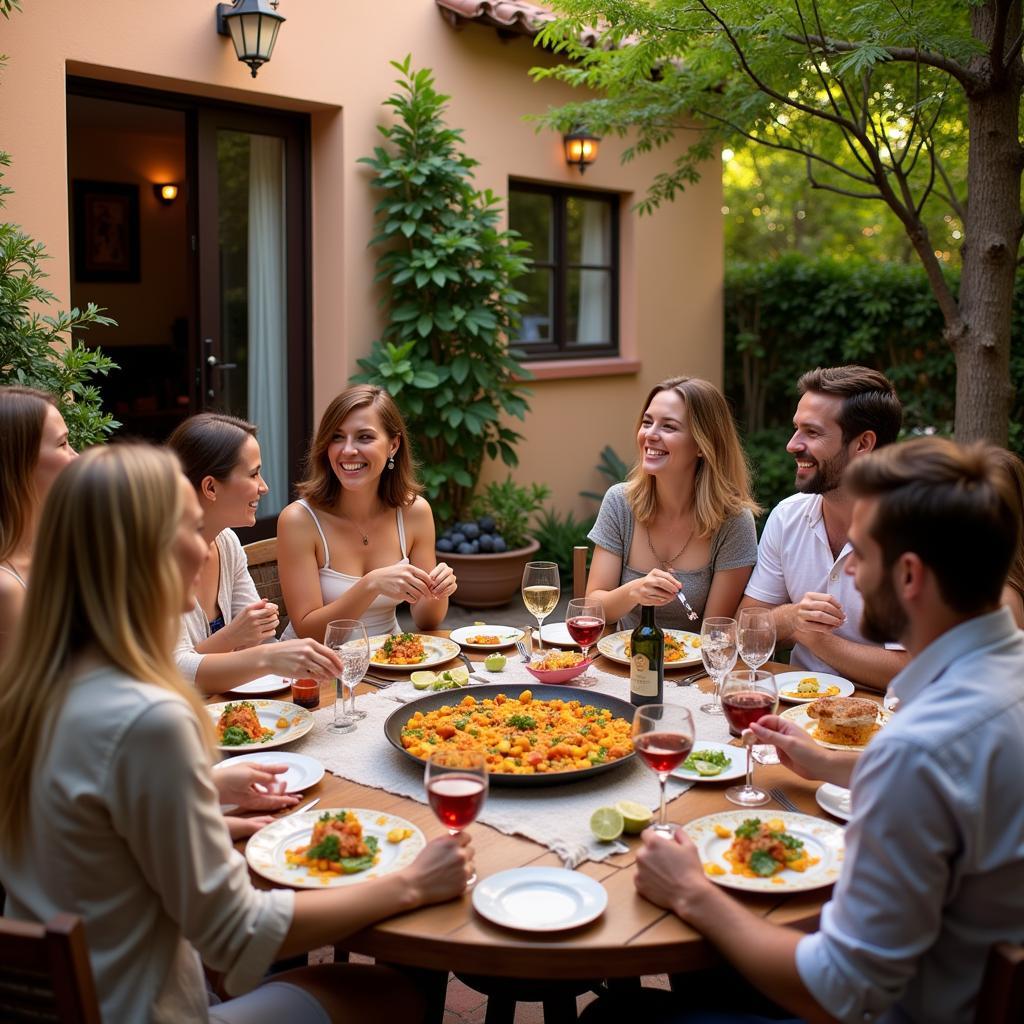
[442,538,541,609]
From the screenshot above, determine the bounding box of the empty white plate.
[472,867,607,932]
[213,751,325,793]
[226,674,291,696]
[540,622,575,646]
[816,783,852,822]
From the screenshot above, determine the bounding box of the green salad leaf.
[749,849,779,877]
[220,725,250,746]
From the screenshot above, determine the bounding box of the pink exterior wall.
[1,0,723,516]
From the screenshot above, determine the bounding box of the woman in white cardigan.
[0,444,472,1023]
[168,414,343,695]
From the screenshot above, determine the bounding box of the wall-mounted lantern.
[216,0,286,78]
[563,129,600,174]
[154,184,179,206]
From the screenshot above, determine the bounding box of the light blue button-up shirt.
[795,607,1024,1024]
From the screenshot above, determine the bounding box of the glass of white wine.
[522,561,560,651]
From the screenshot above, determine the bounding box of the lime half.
[590,806,625,842]
[614,800,653,834]
[448,666,471,684]
[410,671,437,690]
[692,760,725,777]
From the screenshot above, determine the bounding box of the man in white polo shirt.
[740,366,907,690]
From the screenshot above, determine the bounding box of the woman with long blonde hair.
[587,376,760,628]
[0,385,77,651]
[0,444,472,1023]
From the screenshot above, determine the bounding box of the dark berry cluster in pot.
[436,516,508,555]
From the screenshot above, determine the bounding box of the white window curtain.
[247,135,287,516]
[575,199,610,345]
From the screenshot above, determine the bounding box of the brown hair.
[624,376,761,535]
[0,444,214,855]
[166,413,258,491]
[0,386,58,562]
[297,385,420,510]
[846,437,1019,615]
[797,365,902,448]
[989,447,1024,603]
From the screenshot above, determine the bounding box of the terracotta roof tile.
[435,0,616,46]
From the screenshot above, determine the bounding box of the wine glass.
[720,670,778,807]
[565,597,604,687]
[425,749,488,886]
[522,561,560,651]
[698,617,737,715]
[738,607,780,765]
[324,619,369,731]
[632,704,695,836]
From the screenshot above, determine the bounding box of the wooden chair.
[243,537,289,635]
[572,544,589,599]
[974,941,1024,1023]
[0,914,101,1023]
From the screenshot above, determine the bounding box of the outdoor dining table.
[211,634,873,994]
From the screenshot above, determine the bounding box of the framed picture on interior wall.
[72,180,140,283]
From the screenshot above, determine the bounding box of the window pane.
[566,196,612,266]
[510,189,552,263]
[515,268,553,344]
[567,269,612,346]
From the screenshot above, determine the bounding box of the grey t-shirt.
[587,483,758,630]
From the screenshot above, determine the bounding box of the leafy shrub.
[533,507,596,581]
[470,478,550,551]
[579,444,630,505]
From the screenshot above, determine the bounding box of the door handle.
[206,355,238,370]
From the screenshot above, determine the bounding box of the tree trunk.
[952,3,1024,443]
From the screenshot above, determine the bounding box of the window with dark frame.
[509,181,619,359]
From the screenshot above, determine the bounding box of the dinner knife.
[286,797,320,817]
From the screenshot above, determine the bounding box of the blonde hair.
[625,376,761,535]
[0,444,215,855]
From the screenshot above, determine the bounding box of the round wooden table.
[214,640,866,982]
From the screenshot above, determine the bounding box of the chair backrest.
[0,914,101,1024]
[572,545,588,600]
[974,941,1024,1024]
[243,537,289,635]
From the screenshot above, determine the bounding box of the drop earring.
[387,455,395,470]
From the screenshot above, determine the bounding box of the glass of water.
[324,619,369,733]
[738,607,780,765]
[699,617,738,715]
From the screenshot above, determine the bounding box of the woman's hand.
[631,568,681,607]
[219,599,279,649]
[264,638,344,682]
[427,562,457,600]
[214,761,300,812]
[367,563,435,605]
[402,832,474,906]
[225,814,277,840]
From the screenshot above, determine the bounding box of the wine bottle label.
[631,654,659,697]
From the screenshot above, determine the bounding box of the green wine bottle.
[630,604,664,706]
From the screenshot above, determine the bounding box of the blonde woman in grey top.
[587,377,759,629]
[0,445,474,1023]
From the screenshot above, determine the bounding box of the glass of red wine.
[631,704,695,836]
[424,749,488,886]
[565,597,605,687]
[720,670,778,807]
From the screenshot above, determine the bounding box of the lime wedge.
[692,760,725,777]
[410,671,437,690]
[614,800,653,834]
[590,806,625,842]
[449,666,471,684]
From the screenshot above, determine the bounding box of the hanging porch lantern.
[563,129,601,174]
[216,0,286,78]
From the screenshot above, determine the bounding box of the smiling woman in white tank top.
[278,385,457,642]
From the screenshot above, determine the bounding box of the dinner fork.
[457,652,479,676]
[516,640,532,663]
[675,589,699,622]
[768,788,801,814]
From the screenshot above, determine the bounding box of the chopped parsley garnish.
[220,725,250,746]
[773,832,804,851]
[306,833,342,862]
[454,717,470,730]
[506,714,536,730]
[748,850,779,877]
[735,818,762,839]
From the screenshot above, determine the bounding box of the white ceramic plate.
[670,741,746,783]
[684,809,845,893]
[225,674,292,696]
[472,867,607,932]
[816,783,852,822]
[246,808,425,889]
[208,699,314,753]
[540,621,575,646]
[597,628,703,669]
[368,633,461,671]
[780,703,891,752]
[450,625,524,650]
[213,751,325,793]
[774,671,855,704]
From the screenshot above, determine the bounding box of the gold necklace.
[337,511,371,546]
[646,521,695,571]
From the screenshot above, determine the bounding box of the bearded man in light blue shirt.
[630,437,1024,1024]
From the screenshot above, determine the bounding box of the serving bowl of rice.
[524,650,592,684]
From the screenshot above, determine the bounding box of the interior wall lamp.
[154,184,179,205]
[563,129,601,174]
[216,0,286,78]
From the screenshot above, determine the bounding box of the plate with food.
[213,751,325,793]
[780,697,891,751]
[774,671,855,704]
[368,632,460,670]
[670,741,746,783]
[383,684,636,787]
[246,807,425,888]
[207,699,314,752]
[597,629,703,669]
[684,810,844,893]
[816,783,852,822]
[524,650,591,684]
[449,625,524,650]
